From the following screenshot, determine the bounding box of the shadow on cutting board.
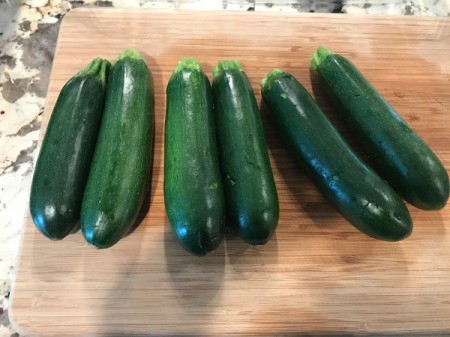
[164,223,225,306]
[224,217,280,274]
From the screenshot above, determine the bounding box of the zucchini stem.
[213,60,243,78]
[260,69,284,92]
[310,46,335,74]
[173,57,202,74]
[77,58,111,84]
[116,48,142,61]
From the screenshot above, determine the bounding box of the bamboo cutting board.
[11,9,450,336]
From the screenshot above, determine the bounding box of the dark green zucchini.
[261,70,413,241]
[311,46,449,210]
[212,60,279,245]
[164,58,225,256]
[30,57,110,240]
[81,49,154,249]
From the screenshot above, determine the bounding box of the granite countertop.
[0,1,449,336]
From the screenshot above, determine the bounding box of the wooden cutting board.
[11,8,450,336]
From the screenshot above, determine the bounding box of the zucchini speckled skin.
[311,46,449,210]
[81,49,154,249]
[261,70,412,241]
[212,60,279,245]
[164,58,226,256]
[30,58,110,240]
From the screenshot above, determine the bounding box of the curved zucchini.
[212,60,279,245]
[30,58,110,239]
[164,58,225,256]
[81,49,154,249]
[261,70,412,241]
[311,46,449,210]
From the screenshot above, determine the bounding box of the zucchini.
[30,58,110,240]
[212,60,279,245]
[164,58,225,256]
[261,70,412,241]
[81,49,154,249]
[311,46,449,210]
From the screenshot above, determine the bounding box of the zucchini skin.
[212,61,279,245]
[261,70,412,241]
[30,58,110,240]
[164,58,225,256]
[81,49,154,249]
[311,47,449,210]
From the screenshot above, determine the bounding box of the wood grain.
[11,8,450,336]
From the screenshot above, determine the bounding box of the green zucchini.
[212,60,279,245]
[81,49,154,249]
[261,70,413,241]
[311,46,449,210]
[164,58,225,256]
[30,58,110,240]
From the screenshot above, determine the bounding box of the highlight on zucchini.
[30,57,111,240]
[81,48,154,249]
[261,69,413,242]
[212,59,279,245]
[310,46,449,210]
[164,57,226,256]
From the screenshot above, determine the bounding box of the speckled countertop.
[0,1,449,336]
